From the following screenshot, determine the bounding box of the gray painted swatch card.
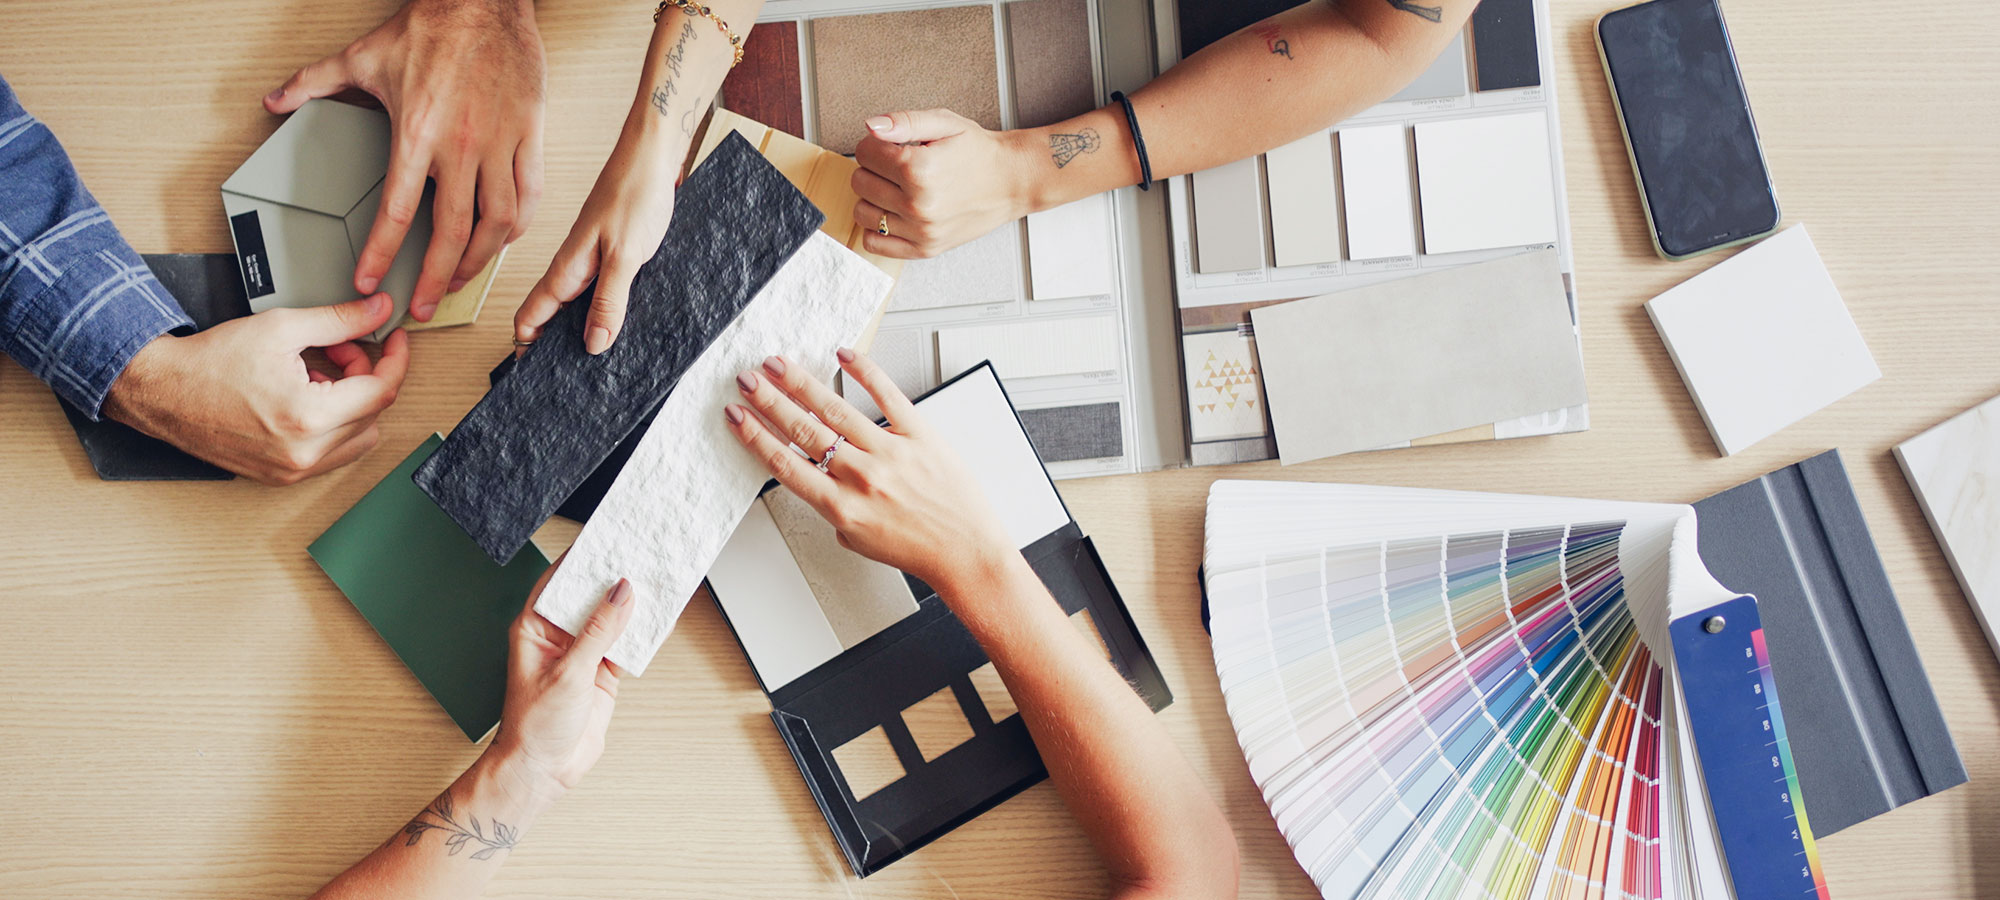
[1251,249,1586,464]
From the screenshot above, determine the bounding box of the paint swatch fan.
[1202,481,1833,900]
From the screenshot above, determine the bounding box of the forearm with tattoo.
[648,18,702,135]
[401,789,521,861]
[1385,0,1445,22]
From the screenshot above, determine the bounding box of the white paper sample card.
[918,366,1073,549]
[1645,225,1879,456]
[707,500,844,690]
[1414,110,1558,255]
[1896,394,2000,662]
[1182,330,1268,442]
[1337,124,1417,261]
[1025,194,1114,300]
[1263,131,1342,269]
[1190,156,1268,273]
[935,315,1119,382]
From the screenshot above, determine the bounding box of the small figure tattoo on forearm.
[1250,23,1293,59]
[401,790,519,861]
[649,18,701,135]
[1049,127,1102,169]
[1386,0,1444,22]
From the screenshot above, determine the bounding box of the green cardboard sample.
[309,435,549,741]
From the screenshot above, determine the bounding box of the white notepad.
[1414,110,1558,254]
[1337,124,1417,261]
[1896,394,2000,663]
[1645,225,1879,456]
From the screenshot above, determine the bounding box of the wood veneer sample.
[1007,0,1097,128]
[720,21,804,138]
[811,6,1003,155]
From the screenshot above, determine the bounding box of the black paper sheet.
[1471,0,1540,91]
[57,253,249,481]
[1694,449,1967,835]
[414,134,824,564]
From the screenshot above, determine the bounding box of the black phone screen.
[1599,0,1779,258]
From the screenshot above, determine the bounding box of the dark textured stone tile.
[485,354,646,524]
[58,253,249,481]
[415,134,825,564]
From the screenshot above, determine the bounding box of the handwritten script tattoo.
[649,17,701,135]
[1250,23,1293,59]
[402,790,519,861]
[1048,127,1102,168]
[1386,0,1444,22]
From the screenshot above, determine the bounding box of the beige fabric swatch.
[1008,0,1097,128]
[811,6,1003,155]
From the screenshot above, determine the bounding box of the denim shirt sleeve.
[0,72,193,419]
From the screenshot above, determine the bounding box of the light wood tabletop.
[2,1,1997,897]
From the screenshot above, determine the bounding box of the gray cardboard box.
[222,99,499,341]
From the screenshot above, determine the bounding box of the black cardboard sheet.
[1471,0,1540,91]
[57,254,249,481]
[414,134,824,563]
[1694,449,1967,835]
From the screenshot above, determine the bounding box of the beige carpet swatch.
[811,6,1003,155]
[1007,0,1097,128]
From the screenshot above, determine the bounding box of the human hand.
[723,350,1017,592]
[851,109,1043,259]
[264,0,545,321]
[490,563,636,802]
[103,294,409,485]
[512,122,679,356]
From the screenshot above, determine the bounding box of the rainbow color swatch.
[1205,480,1824,900]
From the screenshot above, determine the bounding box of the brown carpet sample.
[811,6,1003,155]
[1007,0,1097,128]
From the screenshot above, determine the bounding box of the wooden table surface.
[3,1,1997,897]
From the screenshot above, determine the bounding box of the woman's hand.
[723,350,1016,592]
[512,124,680,355]
[850,110,1046,260]
[488,563,636,803]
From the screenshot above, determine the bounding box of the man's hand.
[102,295,411,485]
[264,0,546,322]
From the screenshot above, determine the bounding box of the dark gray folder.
[1694,449,1967,835]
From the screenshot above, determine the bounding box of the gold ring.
[876,214,890,237]
[513,338,535,348]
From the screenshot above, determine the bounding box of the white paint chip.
[1414,110,1558,254]
[1337,124,1417,261]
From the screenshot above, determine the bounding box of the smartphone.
[1597,0,1781,260]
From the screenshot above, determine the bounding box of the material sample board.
[1182,329,1267,443]
[810,6,1002,155]
[1387,32,1469,103]
[765,487,920,647]
[1007,0,1097,128]
[890,224,1022,312]
[1897,393,2000,664]
[1415,110,1558,254]
[309,435,552,742]
[535,230,893,675]
[415,135,822,564]
[1263,132,1342,269]
[1471,0,1541,91]
[1190,156,1267,274]
[1337,125,1417,261]
[1645,225,1879,456]
[1252,249,1585,463]
[936,315,1119,382]
[1025,194,1115,300]
[1018,402,1123,463]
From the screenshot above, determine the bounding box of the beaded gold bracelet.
[653,0,746,68]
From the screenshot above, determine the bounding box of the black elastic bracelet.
[1110,91,1152,191]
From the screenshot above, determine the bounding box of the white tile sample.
[918,366,1072,548]
[535,232,894,675]
[707,500,843,690]
[1414,110,1558,254]
[1183,330,1268,442]
[1385,32,1469,103]
[1190,156,1267,273]
[764,487,919,647]
[1645,225,1879,456]
[935,315,1118,382]
[1025,193,1114,300]
[1264,131,1342,268]
[843,327,932,421]
[1895,393,2000,662]
[889,224,1022,311]
[1251,249,1585,464]
[1337,124,1417,260]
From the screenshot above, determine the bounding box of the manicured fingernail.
[413,301,436,321]
[866,115,893,133]
[763,356,786,377]
[586,325,612,355]
[736,372,757,393]
[724,405,746,425]
[836,347,856,364]
[265,88,284,103]
[357,274,380,294]
[448,277,468,292]
[607,579,632,607]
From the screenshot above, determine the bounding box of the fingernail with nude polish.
[736,372,757,393]
[763,356,786,377]
[607,579,632,607]
[866,116,892,133]
[265,88,284,103]
[586,326,612,355]
[724,405,746,425]
[448,277,468,292]
[836,347,856,364]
